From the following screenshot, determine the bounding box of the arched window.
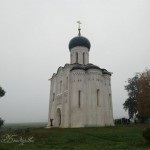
[53,93,55,101]
[109,93,112,107]
[66,77,68,89]
[60,81,62,93]
[97,89,100,106]
[56,108,61,126]
[71,54,72,64]
[83,52,85,64]
[76,52,78,63]
[78,90,81,108]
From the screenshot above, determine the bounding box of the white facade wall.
[70,69,86,127]
[47,65,71,128]
[47,64,114,128]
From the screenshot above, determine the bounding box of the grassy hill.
[0,124,150,150]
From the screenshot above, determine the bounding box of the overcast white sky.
[0,0,150,123]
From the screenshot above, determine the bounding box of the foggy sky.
[0,0,150,123]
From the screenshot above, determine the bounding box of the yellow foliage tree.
[137,70,150,122]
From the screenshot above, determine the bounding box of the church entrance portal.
[56,108,61,127]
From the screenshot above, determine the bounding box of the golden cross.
[77,21,81,30]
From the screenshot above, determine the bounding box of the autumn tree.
[123,75,139,119]
[0,86,5,128]
[0,86,5,98]
[137,70,150,122]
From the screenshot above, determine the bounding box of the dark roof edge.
[70,63,112,76]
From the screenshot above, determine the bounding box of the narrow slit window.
[78,90,81,108]
[97,89,100,106]
[71,54,72,63]
[109,93,111,107]
[60,81,62,93]
[83,52,85,64]
[76,52,78,63]
[66,77,68,89]
[53,93,55,101]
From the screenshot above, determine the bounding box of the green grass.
[0,124,150,150]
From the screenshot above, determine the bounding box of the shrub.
[0,118,4,129]
[14,128,31,136]
[143,127,150,142]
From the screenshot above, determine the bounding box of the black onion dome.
[69,36,91,51]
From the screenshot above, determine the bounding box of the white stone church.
[47,24,114,128]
